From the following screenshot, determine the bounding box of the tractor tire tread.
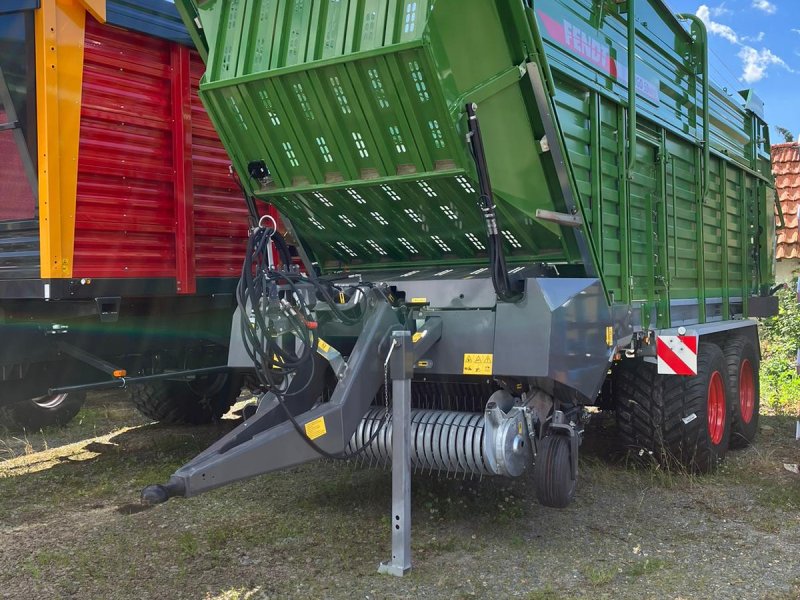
[723,335,759,449]
[614,343,730,473]
[129,377,237,425]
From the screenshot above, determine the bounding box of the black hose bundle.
[236,221,316,389]
[236,222,388,459]
[465,103,522,303]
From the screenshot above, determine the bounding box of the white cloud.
[742,31,765,42]
[696,4,795,84]
[738,46,794,82]
[696,5,740,43]
[752,0,777,14]
[710,3,732,17]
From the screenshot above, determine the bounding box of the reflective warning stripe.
[657,335,698,376]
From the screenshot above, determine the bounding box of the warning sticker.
[412,331,426,343]
[463,353,493,375]
[304,416,327,440]
[317,338,332,354]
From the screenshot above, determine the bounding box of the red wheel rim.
[707,371,726,445]
[739,359,755,425]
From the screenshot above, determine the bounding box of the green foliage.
[776,126,795,143]
[759,282,800,415]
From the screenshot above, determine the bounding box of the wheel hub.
[31,393,69,410]
[707,371,725,445]
[739,359,755,425]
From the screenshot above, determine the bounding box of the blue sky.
[665,0,800,141]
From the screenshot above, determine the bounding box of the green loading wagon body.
[144,0,779,571]
[178,0,775,330]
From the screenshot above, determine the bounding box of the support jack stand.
[378,330,413,577]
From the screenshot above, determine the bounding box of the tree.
[760,282,800,415]
[776,126,795,143]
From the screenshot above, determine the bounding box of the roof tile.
[773,142,800,259]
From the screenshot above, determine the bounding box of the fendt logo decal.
[537,10,660,103]
[656,335,699,376]
[538,10,616,75]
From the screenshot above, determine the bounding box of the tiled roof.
[773,142,800,260]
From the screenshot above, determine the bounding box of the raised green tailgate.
[186,0,582,270]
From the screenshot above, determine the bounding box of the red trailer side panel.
[72,18,247,287]
[190,56,249,279]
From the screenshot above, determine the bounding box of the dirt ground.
[0,392,799,600]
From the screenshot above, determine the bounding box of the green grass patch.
[525,585,566,600]
[583,564,617,586]
[624,558,669,578]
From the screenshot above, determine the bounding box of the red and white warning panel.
[656,335,698,376]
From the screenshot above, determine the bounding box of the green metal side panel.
[178,0,775,326]
[534,0,773,325]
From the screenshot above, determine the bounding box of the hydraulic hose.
[236,225,387,460]
[466,103,522,303]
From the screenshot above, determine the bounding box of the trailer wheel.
[615,343,731,473]
[723,336,759,448]
[128,372,241,425]
[533,435,576,508]
[0,391,86,431]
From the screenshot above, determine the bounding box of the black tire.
[128,372,241,425]
[533,435,577,508]
[723,335,760,448]
[614,342,732,473]
[0,392,86,431]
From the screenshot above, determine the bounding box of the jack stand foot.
[378,561,411,577]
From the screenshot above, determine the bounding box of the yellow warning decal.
[304,416,327,440]
[317,338,332,353]
[605,326,614,347]
[463,353,493,375]
[416,360,431,368]
[412,331,426,343]
[410,297,428,304]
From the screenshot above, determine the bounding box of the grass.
[204,590,265,600]
[584,565,617,586]
[623,558,668,578]
[525,586,566,600]
[34,550,72,569]
[581,558,669,587]
[1,395,799,600]
[177,531,200,559]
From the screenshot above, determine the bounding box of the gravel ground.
[0,392,798,600]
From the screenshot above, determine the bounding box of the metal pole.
[626,0,637,179]
[379,331,413,576]
[49,366,230,395]
[676,13,710,200]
